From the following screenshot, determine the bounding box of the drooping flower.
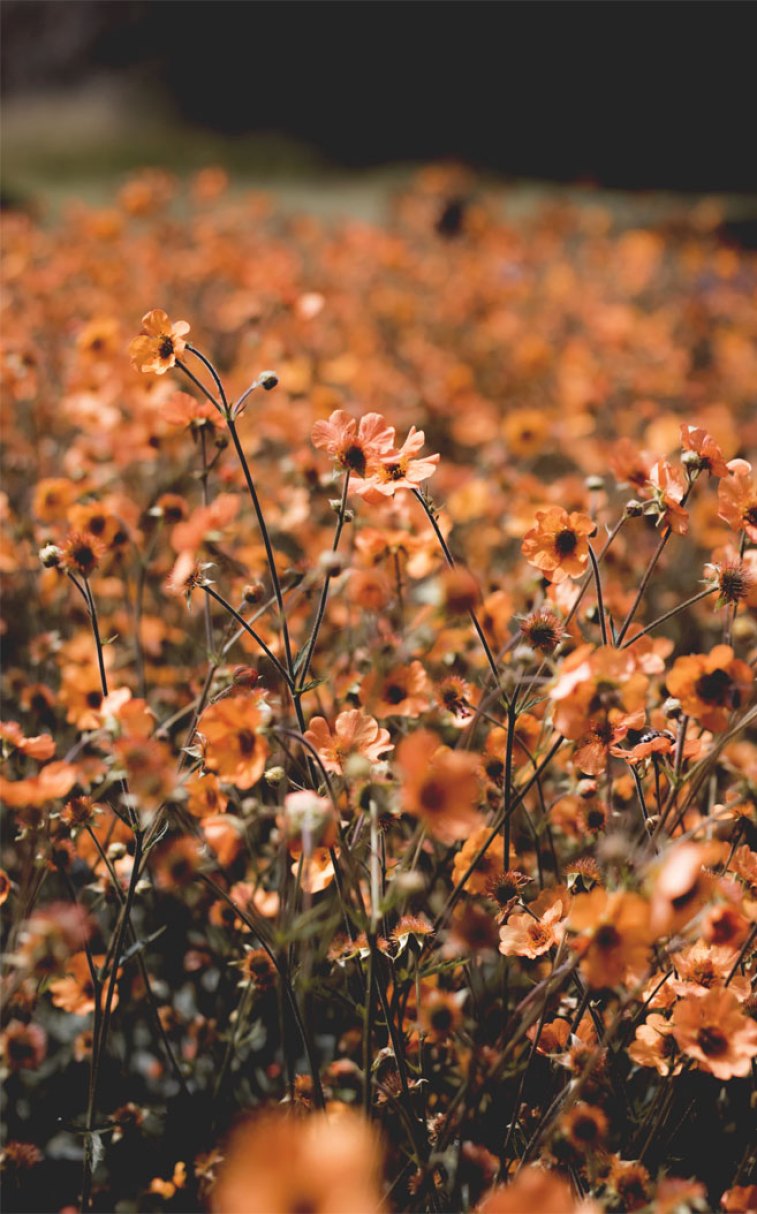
[680,424,730,478]
[129,309,190,375]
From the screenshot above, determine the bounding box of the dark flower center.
[555,528,578,556]
[86,691,103,708]
[697,1026,728,1057]
[694,667,733,706]
[385,683,407,705]
[237,729,256,756]
[746,505,757,526]
[420,780,446,812]
[343,444,367,476]
[571,1114,600,1143]
[430,1004,454,1032]
[158,336,175,359]
[593,924,621,951]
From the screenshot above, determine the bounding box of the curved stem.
[200,583,292,687]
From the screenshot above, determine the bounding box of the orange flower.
[397,729,482,845]
[451,826,505,895]
[561,1102,608,1154]
[363,659,432,719]
[647,460,689,535]
[212,1109,384,1214]
[521,507,595,583]
[718,458,757,543]
[304,709,393,775]
[0,760,77,809]
[666,645,753,732]
[0,722,55,761]
[649,842,714,936]
[198,693,270,789]
[311,409,395,477]
[671,988,757,1080]
[499,899,564,959]
[185,771,228,819]
[567,887,652,988]
[49,952,116,1015]
[59,531,106,579]
[355,425,440,497]
[129,309,190,375]
[680,424,730,478]
[419,988,465,1041]
[477,1166,593,1214]
[628,1012,682,1076]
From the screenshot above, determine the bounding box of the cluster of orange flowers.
[1,166,756,1213]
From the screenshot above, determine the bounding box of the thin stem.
[184,343,228,412]
[296,471,351,691]
[413,489,503,693]
[619,585,716,649]
[587,543,608,646]
[200,583,292,687]
[226,416,295,679]
[175,357,223,414]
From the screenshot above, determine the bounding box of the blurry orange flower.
[666,645,753,732]
[649,842,714,936]
[304,709,392,775]
[198,693,270,789]
[0,722,55,761]
[364,659,432,718]
[567,888,651,988]
[477,1165,593,1213]
[521,507,595,583]
[647,460,689,534]
[499,899,565,959]
[212,1109,384,1214]
[0,760,77,809]
[628,1012,682,1076]
[561,1102,608,1154]
[129,309,190,375]
[50,952,115,1015]
[671,988,757,1079]
[451,826,504,895]
[398,729,482,845]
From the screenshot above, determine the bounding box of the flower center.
[555,528,578,556]
[696,1026,728,1057]
[694,667,733,706]
[385,683,407,705]
[342,444,367,476]
[237,729,256,756]
[593,923,621,951]
[158,336,175,359]
[419,780,446,812]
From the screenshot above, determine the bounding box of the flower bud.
[39,544,62,569]
[662,697,682,720]
[624,499,644,516]
[257,370,279,391]
[264,766,286,786]
[585,475,604,492]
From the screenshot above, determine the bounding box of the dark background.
[2,0,756,193]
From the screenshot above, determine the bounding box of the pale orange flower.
[451,826,505,895]
[353,425,439,497]
[499,900,564,959]
[129,309,190,375]
[0,722,55,761]
[647,460,689,535]
[718,458,757,543]
[671,988,757,1080]
[628,1012,682,1075]
[680,424,730,478]
[477,1164,596,1214]
[521,507,595,583]
[311,409,395,478]
[304,709,392,775]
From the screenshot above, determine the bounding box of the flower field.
[1,166,756,1213]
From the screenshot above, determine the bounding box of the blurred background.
[2,1,757,227]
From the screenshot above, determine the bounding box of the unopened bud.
[264,766,286,786]
[232,665,259,688]
[662,697,682,720]
[576,779,598,800]
[625,499,644,516]
[243,582,265,604]
[108,842,127,861]
[318,550,347,577]
[585,475,604,492]
[39,544,62,569]
[343,753,372,781]
[681,449,701,472]
[257,370,279,391]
